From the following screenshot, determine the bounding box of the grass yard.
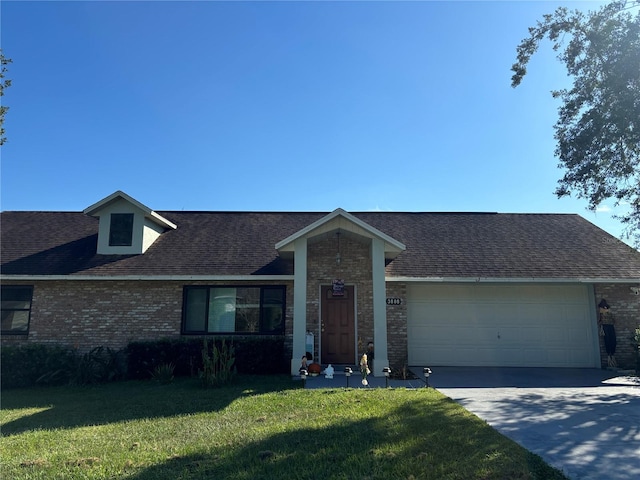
[1,376,567,480]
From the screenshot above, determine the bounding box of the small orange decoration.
[308,363,322,375]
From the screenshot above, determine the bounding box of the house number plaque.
[386,298,402,305]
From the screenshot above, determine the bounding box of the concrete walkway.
[299,371,428,389]
[432,367,640,480]
[300,367,640,480]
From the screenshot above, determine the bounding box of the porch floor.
[295,367,429,389]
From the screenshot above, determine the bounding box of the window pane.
[109,213,134,246]
[181,285,286,335]
[262,288,284,333]
[1,299,31,310]
[235,288,260,333]
[1,286,33,334]
[1,286,33,303]
[208,288,237,332]
[1,311,29,332]
[184,288,207,332]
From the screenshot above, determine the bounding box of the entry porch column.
[371,237,388,376]
[290,237,308,375]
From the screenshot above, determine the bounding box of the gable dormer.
[83,191,177,255]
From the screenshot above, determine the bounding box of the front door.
[321,285,355,364]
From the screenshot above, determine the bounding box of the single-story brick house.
[2,191,639,374]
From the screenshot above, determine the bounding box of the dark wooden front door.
[321,285,355,364]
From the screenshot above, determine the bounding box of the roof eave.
[386,276,640,284]
[4,274,637,283]
[0,274,294,281]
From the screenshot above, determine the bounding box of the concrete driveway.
[431,367,640,480]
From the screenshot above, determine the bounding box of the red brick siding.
[593,284,640,370]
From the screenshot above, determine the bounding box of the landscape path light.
[344,366,352,388]
[382,367,391,388]
[299,368,308,388]
[423,367,432,388]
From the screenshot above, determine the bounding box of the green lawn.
[0,376,567,479]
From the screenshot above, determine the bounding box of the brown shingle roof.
[2,210,639,279]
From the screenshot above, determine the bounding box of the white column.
[371,237,388,376]
[290,237,308,375]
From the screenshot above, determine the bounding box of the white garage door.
[407,284,599,368]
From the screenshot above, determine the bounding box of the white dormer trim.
[275,208,406,259]
[83,191,177,255]
[84,191,177,230]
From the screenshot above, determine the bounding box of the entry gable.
[275,208,406,259]
[83,190,177,255]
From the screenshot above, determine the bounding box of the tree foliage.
[0,49,12,146]
[512,1,640,245]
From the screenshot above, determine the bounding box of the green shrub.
[100,346,128,382]
[1,344,126,389]
[125,338,199,379]
[125,336,288,380]
[1,344,74,388]
[151,362,175,384]
[68,346,126,385]
[233,336,288,374]
[200,338,236,387]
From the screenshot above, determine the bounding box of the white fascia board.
[83,190,176,230]
[275,208,406,252]
[0,275,294,282]
[275,209,344,250]
[385,276,640,284]
[148,211,177,230]
[84,190,151,216]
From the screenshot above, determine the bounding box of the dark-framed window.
[109,213,134,246]
[182,285,285,334]
[1,285,34,335]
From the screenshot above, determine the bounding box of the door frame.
[318,284,357,365]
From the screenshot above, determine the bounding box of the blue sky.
[2,0,629,242]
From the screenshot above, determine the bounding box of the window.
[1,286,33,335]
[182,286,285,334]
[109,213,134,246]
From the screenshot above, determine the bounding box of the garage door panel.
[547,349,569,365]
[476,304,514,322]
[523,348,548,365]
[569,349,592,364]
[541,328,571,345]
[410,346,452,365]
[412,304,476,322]
[518,304,550,322]
[519,327,546,344]
[496,326,518,342]
[407,284,597,368]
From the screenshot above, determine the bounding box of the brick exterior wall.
[5,276,635,372]
[385,282,408,369]
[1,280,295,358]
[305,235,410,368]
[593,283,640,370]
[307,235,374,362]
